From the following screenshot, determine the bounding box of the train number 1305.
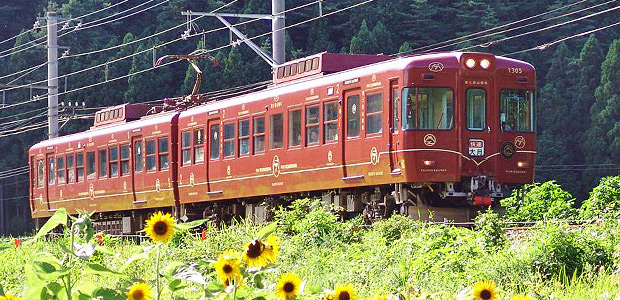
[507,67,523,74]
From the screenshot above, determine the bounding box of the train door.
[207,118,221,193]
[461,79,496,177]
[341,89,364,180]
[45,152,55,211]
[131,135,144,203]
[388,79,400,173]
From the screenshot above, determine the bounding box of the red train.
[29,51,536,232]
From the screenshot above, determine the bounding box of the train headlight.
[517,161,528,168]
[423,160,436,166]
[480,59,491,69]
[465,58,476,69]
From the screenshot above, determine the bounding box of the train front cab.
[399,52,536,209]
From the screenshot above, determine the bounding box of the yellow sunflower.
[334,284,356,300]
[265,234,280,262]
[0,294,22,300]
[214,251,241,283]
[510,295,533,300]
[473,280,497,300]
[144,211,175,243]
[126,282,152,300]
[242,239,270,268]
[322,293,334,300]
[276,273,302,299]
[374,295,397,300]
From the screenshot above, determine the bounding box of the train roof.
[30,111,178,151]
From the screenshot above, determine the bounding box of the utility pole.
[272,0,285,65]
[47,11,59,139]
[181,0,289,68]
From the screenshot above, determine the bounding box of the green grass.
[2,205,620,299]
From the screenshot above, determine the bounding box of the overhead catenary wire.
[0,0,169,60]
[0,0,132,48]
[0,61,47,82]
[460,4,620,52]
[421,0,618,54]
[0,0,335,108]
[397,0,592,56]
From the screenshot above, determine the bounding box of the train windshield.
[402,87,454,130]
[500,89,535,132]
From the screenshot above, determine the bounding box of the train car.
[29,51,536,230]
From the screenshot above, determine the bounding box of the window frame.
[109,146,119,178]
[158,137,169,170]
[120,144,130,176]
[306,105,320,145]
[270,113,284,150]
[466,88,487,131]
[323,101,338,142]
[238,119,250,156]
[346,95,361,138]
[37,159,44,188]
[181,131,192,166]
[56,156,65,185]
[76,152,84,182]
[145,139,156,172]
[253,116,265,154]
[134,141,143,173]
[66,154,75,183]
[365,92,383,135]
[288,109,302,148]
[223,122,236,157]
[98,148,108,178]
[500,89,535,132]
[402,87,455,131]
[210,124,220,160]
[194,128,205,163]
[48,157,55,185]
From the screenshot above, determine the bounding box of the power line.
[0,0,132,48]
[505,19,620,56]
[460,4,620,52]
[397,0,591,56]
[0,62,46,82]
[0,0,323,107]
[421,0,617,54]
[0,107,47,121]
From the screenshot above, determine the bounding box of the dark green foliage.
[579,176,620,219]
[501,181,577,221]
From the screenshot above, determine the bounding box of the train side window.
[305,59,312,72]
[224,123,235,157]
[67,154,74,183]
[270,113,283,149]
[392,87,399,133]
[306,105,319,145]
[347,95,360,138]
[76,153,84,182]
[253,117,265,153]
[324,101,338,142]
[500,89,535,132]
[194,129,205,163]
[366,93,383,134]
[159,137,169,170]
[146,140,156,171]
[134,141,143,173]
[210,124,220,159]
[37,159,44,188]
[99,149,108,178]
[48,157,55,185]
[312,57,320,70]
[120,145,130,176]
[239,119,250,156]
[110,146,119,177]
[181,132,191,166]
[57,156,65,184]
[290,63,298,76]
[86,151,95,179]
[288,109,302,147]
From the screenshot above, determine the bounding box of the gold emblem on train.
[370,147,379,165]
[189,172,195,187]
[328,150,333,163]
[423,134,437,147]
[272,155,281,177]
[227,165,231,176]
[515,136,526,149]
[156,179,161,192]
[89,183,95,200]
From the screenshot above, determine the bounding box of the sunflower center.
[283,282,295,293]
[246,240,264,258]
[338,291,350,300]
[154,221,168,235]
[134,290,144,300]
[480,290,492,300]
[223,264,233,274]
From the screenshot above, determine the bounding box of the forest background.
[0,0,619,235]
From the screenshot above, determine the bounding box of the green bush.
[474,208,506,249]
[371,213,420,245]
[579,176,620,219]
[501,181,577,221]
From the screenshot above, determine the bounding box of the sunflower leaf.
[168,279,188,292]
[0,283,4,296]
[28,208,68,243]
[306,285,323,294]
[92,288,124,300]
[164,261,185,278]
[84,263,128,279]
[253,273,264,289]
[120,251,150,272]
[175,219,207,230]
[256,222,277,241]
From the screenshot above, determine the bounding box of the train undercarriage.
[79,177,511,234]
